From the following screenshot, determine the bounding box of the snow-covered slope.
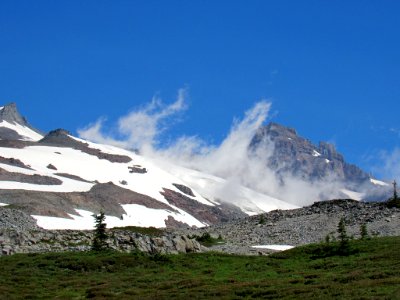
[0,120,43,141]
[155,161,298,215]
[0,136,296,229]
[0,103,297,230]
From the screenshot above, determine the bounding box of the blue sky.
[0,1,399,179]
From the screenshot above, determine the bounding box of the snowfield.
[0,120,43,141]
[33,204,206,230]
[251,245,294,251]
[370,178,389,186]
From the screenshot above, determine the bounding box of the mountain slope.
[0,103,295,230]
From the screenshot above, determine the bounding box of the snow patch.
[32,205,205,230]
[370,178,389,186]
[0,120,43,141]
[0,203,9,206]
[0,145,212,206]
[325,159,330,163]
[251,245,294,251]
[312,150,321,157]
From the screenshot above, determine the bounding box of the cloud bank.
[78,89,187,151]
[78,90,348,206]
[377,148,400,182]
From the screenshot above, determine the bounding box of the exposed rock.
[47,164,57,170]
[39,129,132,163]
[0,182,178,220]
[160,188,247,225]
[0,156,33,169]
[0,140,33,149]
[250,122,370,184]
[0,207,41,231]
[174,199,400,255]
[0,103,43,136]
[0,228,202,256]
[128,165,147,173]
[0,168,62,185]
[173,183,195,197]
[54,173,93,183]
[164,216,192,229]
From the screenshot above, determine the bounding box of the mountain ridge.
[0,103,390,231]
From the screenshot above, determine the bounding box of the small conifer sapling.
[92,210,109,251]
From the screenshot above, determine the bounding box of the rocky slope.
[0,228,202,256]
[0,208,202,255]
[174,199,400,255]
[2,199,398,256]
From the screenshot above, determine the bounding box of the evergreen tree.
[337,218,350,255]
[92,210,109,251]
[360,223,369,240]
[387,180,400,208]
[393,180,398,200]
[259,214,266,225]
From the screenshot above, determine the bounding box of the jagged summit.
[0,103,28,125]
[39,128,94,148]
[0,103,43,141]
[43,128,71,138]
[250,122,370,185]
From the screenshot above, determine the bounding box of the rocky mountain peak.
[0,103,43,140]
[265,122,297,137]
[39,128,76,146]
[0,103,29,126]
[250,122,370,184]
[45,128,71,137]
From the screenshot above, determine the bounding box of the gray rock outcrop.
[250,122,370,184]
[0,229,202,256]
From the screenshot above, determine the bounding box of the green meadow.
[1,236,399,299]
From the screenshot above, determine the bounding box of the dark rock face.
[47,164,57,170]
[173,183,195,197]
[250,122,370,184]
[0,103,43,136]
[160,188,247,225]
[0,127,26,140]
[0,156,32,169]
[0,168,62,185]
[128,165,147,173]
[0,183,178,220]
[39,129,132,163]
[0,228,202,256]
[53,173,92,183]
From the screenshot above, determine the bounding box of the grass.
[0,236,399,299]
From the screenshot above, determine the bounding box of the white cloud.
[79,91,348,206]
[78,89,187,151]
[377,148,400,182]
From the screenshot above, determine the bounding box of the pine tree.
[92,210,109,251]
[393,180,398,200]
[360,223,369,240]
[337,218,350,255]
[387,180,400,208]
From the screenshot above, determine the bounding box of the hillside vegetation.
[1,236,399,299]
